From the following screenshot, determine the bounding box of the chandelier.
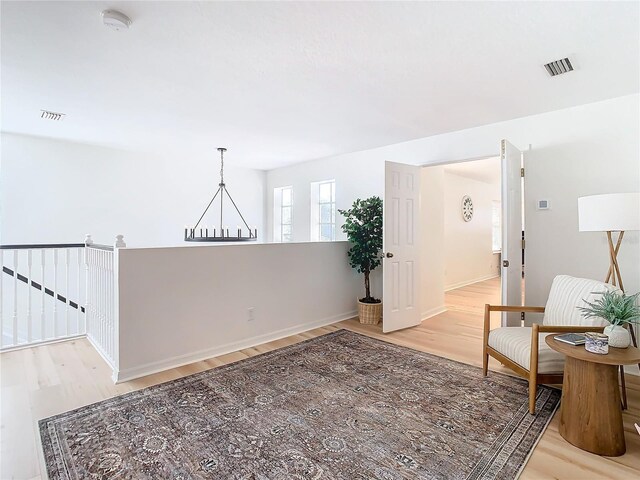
[184,147,257,242]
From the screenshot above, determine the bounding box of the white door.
[383,161,421,333]
[500,139,524,326]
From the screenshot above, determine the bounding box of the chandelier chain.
[219,148,225,184]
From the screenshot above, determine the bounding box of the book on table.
[553,333,586,346]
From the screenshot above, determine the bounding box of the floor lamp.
[578,192,640,409]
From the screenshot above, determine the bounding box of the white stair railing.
[84,235,124,372]
[0,243,86,349]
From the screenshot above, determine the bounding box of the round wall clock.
[462,195,474,222]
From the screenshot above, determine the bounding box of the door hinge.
[503,260,510,267]
[521,312,525,322]
[520,167,525,177]
[521,238,525,249]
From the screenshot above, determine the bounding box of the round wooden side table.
[546,336,640,457]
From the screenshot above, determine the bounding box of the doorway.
[422,156,503,319]
[382,140,525,333]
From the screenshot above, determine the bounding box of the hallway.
[445,276,501,315]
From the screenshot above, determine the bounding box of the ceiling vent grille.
[544,58,573,77]
[40,110,65,121]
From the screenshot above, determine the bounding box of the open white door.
[383,161,421,333]
[500,139,524,326]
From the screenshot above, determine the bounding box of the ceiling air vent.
[40,110,65,121]
[544,57,574,77]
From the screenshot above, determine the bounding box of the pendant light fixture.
[184,148,257,242]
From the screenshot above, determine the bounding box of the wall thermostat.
[537,200,550,210]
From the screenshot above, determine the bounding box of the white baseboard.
[445,274,499,292]
[421,306,447,321]
[0,333,85,353]
[86,333,117,378]
[114,310,357,383]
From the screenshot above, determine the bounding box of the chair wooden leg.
[482,304,490,377]
[529,324,540,415]
[620,366,627,410]
[528,375,537,415]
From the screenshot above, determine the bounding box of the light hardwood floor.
[1,277,639,479]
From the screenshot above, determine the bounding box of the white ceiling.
[443,156,501,185]
[1,1,638,170]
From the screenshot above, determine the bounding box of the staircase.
[0,236,124,373]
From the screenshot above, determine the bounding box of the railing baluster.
[0,249,4,348]
[108,251,113,359]
[87,248,92,339]
[77,248,82,334]
[98,250,102,347]
[41,249,46,340]
[27,250,33,343]
[101,251,106,351]
[53,249,58,338]
[65,248,70,336]
[12,250,18,346]
[102,251,107,351]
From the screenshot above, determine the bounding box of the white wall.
[0,133,266,247]
[115,241,361,381]
[266,94,639,308]
[443,171,501,290]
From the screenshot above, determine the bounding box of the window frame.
[310,179,336,242]
[273,185,293,243]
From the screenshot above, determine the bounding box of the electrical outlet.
[247,307,255,321]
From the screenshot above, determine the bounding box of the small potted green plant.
[338,196,383,325]
[578,290,640,348]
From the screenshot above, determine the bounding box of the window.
[492,200,501,252]
[273,186,293,242]
[310,180,336,241]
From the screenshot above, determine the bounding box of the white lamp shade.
[578,193,640,232]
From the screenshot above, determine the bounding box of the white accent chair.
[483,275,617,414]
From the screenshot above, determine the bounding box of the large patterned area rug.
[40,330,560,480]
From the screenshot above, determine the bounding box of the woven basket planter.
[358,300,382,325]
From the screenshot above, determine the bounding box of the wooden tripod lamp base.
[605,230,625,291]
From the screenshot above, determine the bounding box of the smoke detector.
[40,110,65,121]
[101,10,131,31]
[544,57,574,77]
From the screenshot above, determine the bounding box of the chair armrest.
[536,325,605,334]
[483,304,491,347]
[529,323,605,379]
[486,305,545,313]
[482,305,546,339]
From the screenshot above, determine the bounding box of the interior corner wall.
[0,133,266,247]
[420,166,445,318]
[265,153,385,243]
[265,152,385,301]
[443,171,501,290]
[275,94,637,311]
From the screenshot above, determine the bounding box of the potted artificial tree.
[338,196,383,325]
[579,290,640,348]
